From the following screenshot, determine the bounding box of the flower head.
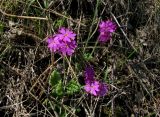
[46,27,77,56]
[99,20,117,33]
[84,80,100,96]
[98,32,111,43]
[83,65,109,96]
[84,80,108,96]
[97,82,108,96]
[58,27,76,42]
[98,20,117,43]
[47,36,61,52]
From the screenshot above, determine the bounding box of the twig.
[110,12,137,52]
[0,9,48,20]
[48,9,86,27]
[17,1,86,27]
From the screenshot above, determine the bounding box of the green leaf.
[49,70,61,87]
[76,108,81,113]
[84,53,93,61]
[55,80,63,96]
[27,0,36,10]
[42,98,49,105]
[66,80,81,95]
[0,22,4,34]
[54,19,65,28]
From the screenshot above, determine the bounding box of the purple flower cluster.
[84,66,108,96]
[98,20,117,43]
[47,27,77,56]
[46,20,116,95]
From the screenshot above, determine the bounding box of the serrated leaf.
[84,53,93,61]
[49,70,61,87]
[55,80,63,96]
[66,80,81,95]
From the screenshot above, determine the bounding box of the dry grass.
[0,0,160,117]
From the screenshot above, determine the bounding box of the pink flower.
[97,83,108,96]
[98,20,117,43]
[59,41,77,56]
[46,27,77,56]
[47,36,60,52]
[84,65,109,96]
[84,80,100,96]
[99,20,117,33]
[84,80,108,96]
[58,27,76,42]
[98,32,111,43]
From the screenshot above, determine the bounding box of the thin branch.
[0,9,48,20]
[110,12,138,52]
[17,1,86,27]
